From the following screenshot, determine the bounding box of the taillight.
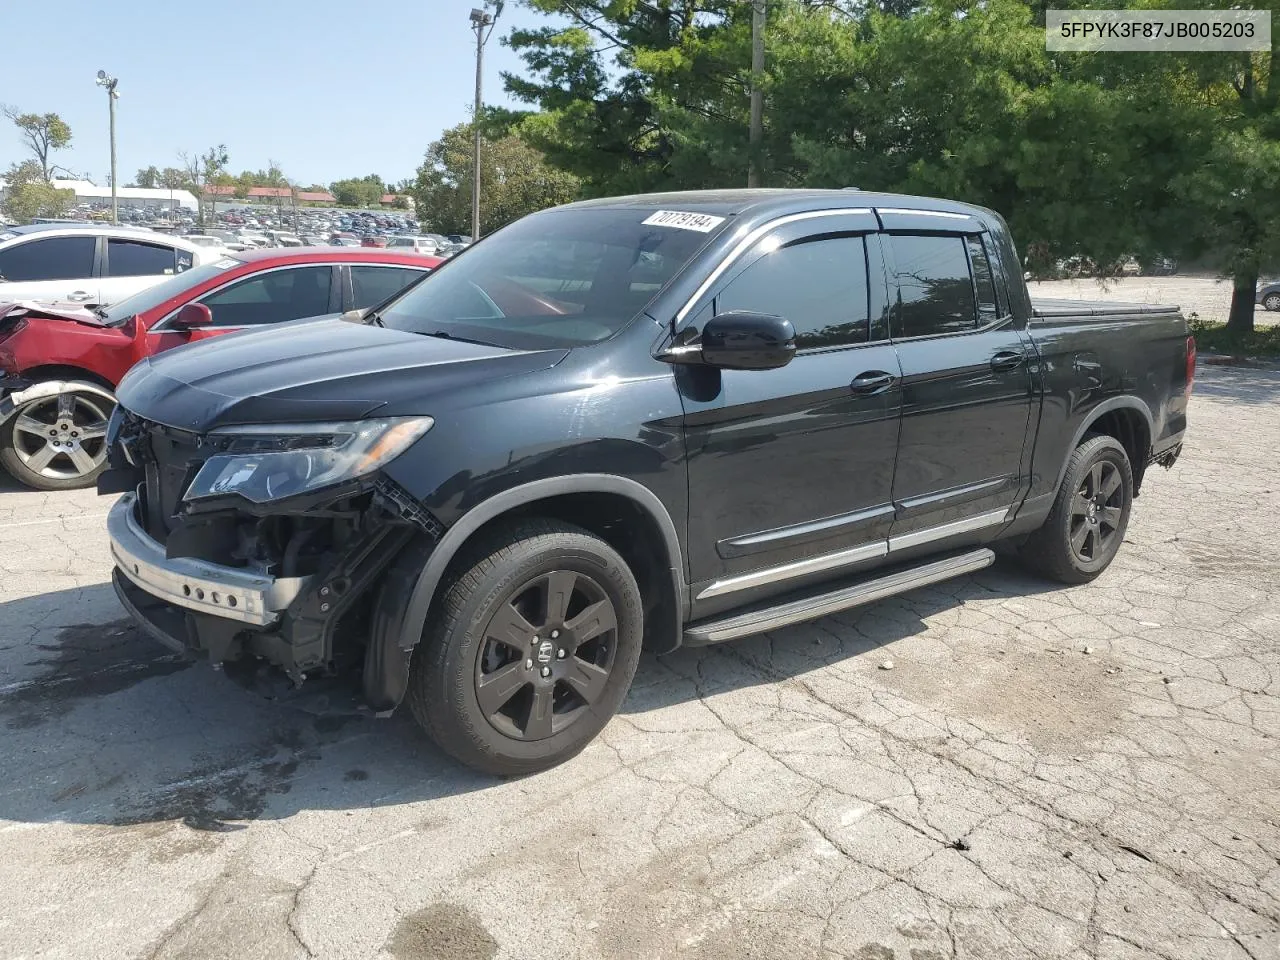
[1185,334,1196,399]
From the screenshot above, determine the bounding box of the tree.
[132,165,161,189]
[2,106,73,181]
[329,174,386,208]
[2,161,73,222]
[180,144,229,227]
[410,123,580,235]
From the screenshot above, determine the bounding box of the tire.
[406,519,644,776]
[1019,435,1134,584]
[0,388,114,491]
[1263,293,1280,311]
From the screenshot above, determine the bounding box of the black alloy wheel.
[1068,459,1125,565]
[475,569,619,741]
[407,519,644,776]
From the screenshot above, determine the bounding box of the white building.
[0,178,199,212]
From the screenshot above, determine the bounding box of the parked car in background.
[99,189,1191,774]
[0,248,439,490]
[1258,279,1280,311]
[182,235,228,250]
[360,236,389,248]
[387,236,440,255]
[0,224,216,307]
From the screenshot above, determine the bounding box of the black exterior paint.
[108,188,1190,683]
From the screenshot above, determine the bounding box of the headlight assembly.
[184,416,433,503]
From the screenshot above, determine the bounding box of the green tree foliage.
[330,174,387,208]
[2,106,73,181]
[409,123,581,235]
[180,145,229,226]
[509,0,1278,330]
[132,165,161,189]
[2,160,73,222]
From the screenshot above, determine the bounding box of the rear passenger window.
[351,265,426,308]
[715,235,870,349]
[108,239,176,277]
[891,234,977,338]
[967,235,999,323]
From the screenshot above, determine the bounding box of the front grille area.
[146,426,208,535]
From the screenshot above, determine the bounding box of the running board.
[683,548,995,646]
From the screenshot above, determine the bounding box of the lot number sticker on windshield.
[212,257,239,269]
[642,210,726,232]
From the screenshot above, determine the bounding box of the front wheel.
[0,388,113,491]
[1263,293,1280,311]
[1019,435,1134,584]
[406,519,644,776]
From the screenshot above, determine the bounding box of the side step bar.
[683,548,995,646]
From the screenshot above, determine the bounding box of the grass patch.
[1188,315,1280,359]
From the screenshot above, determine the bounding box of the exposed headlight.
[184,417,433,503]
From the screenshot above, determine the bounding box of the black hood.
[116,317,568,432]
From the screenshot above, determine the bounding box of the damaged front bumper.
[108,493,312,627]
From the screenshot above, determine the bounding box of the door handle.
[991,351,1024,371]
[850,371,897,394]
[66,291,93,302]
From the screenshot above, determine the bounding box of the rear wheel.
[1019,435,1133,584]
[0,389,113,491]
[406,519,643,776]
[1263,293,1280,311]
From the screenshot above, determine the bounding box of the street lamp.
[95,70,120,225]
[469,1,502,241]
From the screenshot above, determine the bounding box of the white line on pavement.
[0,512,110,530]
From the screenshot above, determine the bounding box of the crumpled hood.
[0,300,108,327]
[115,317,568,432]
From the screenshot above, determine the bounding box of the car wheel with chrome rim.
[0,389,113,490]
[407,519,643,776]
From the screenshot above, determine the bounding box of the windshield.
[377,207,726,349]
[99,257,243,322]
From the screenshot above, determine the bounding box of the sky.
[0,0,560,189]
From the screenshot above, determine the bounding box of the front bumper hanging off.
[108,493,313,627]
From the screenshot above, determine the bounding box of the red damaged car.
[0,248,440,490]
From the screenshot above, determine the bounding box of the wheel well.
[1084,407,1150,493]
[435,492,681,654]
[21,365,116,392]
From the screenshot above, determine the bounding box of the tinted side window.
[967,235,999,323]
[351,265,426,308]
[891,235,977,338]
[108,239,176,277]
[198,266,332,326]
[0,236,95,282]
[716,235,870,349]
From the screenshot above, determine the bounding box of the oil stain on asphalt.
[388,902,499,960]
[2,618,190,730]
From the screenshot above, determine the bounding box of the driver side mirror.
[172,302,213,330]
[698,311,796,370]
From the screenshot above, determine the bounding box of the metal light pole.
[95,70,119,224]
[469,2,502,240]
[748,1,765,188]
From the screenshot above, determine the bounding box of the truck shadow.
[0,563,1059,831]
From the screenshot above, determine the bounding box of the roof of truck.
[561,188,994,221]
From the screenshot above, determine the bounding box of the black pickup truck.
[99,190,1192,774]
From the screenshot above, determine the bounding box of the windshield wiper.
[365,311,385,327]
[423,329,498,347]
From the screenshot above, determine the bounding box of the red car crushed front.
[0,247,440,490]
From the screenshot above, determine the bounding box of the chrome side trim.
[695,539,888,600]
[721,503,895,555]
[887,507,1011,552]
[876,208,969,220]
[108,494,310,626]
[675,207,875,324]
[685,548,995,645]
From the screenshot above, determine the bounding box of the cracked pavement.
[0,363,1277,960]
